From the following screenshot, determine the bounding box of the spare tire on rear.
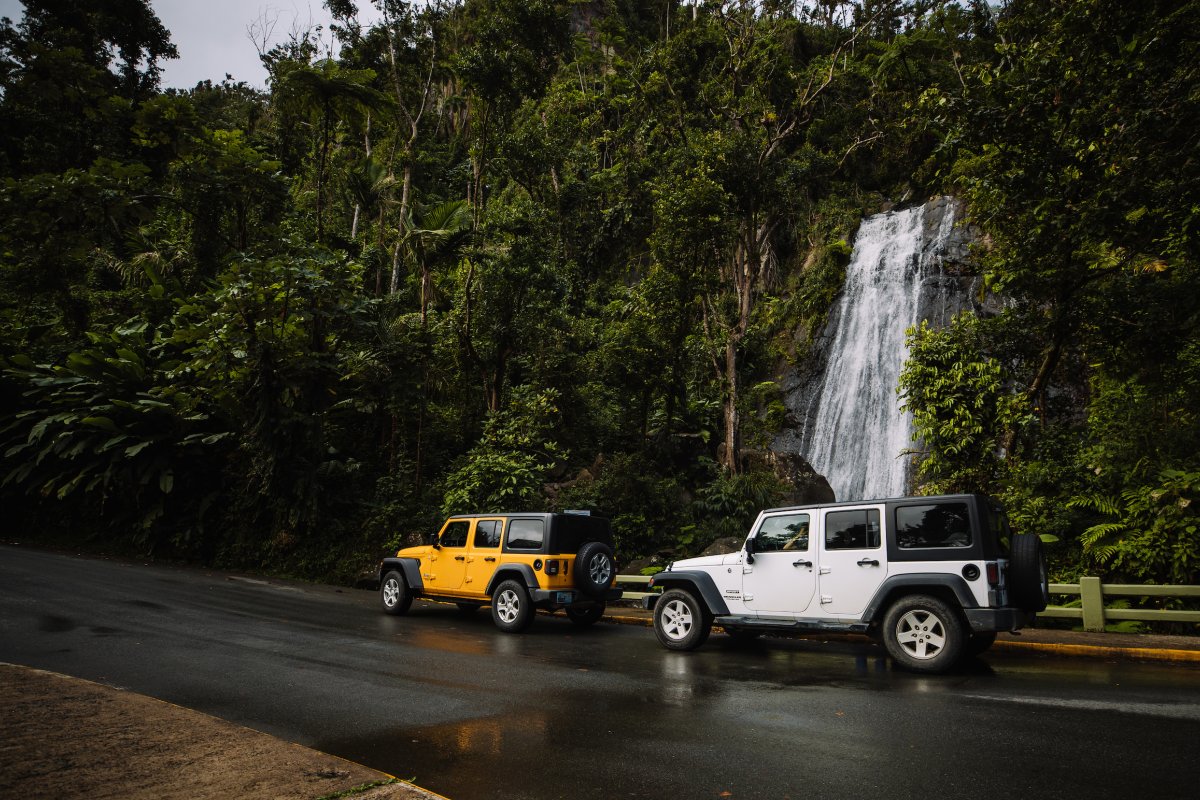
[1009,533,1050,612]
[574,541,615,596]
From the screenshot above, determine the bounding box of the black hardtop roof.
[760,493,997,515]
[444,512,610,520]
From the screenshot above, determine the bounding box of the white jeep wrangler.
[646,494,1049,672]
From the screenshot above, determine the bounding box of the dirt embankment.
[0,664,442,800]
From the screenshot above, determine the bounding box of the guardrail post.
[1080,576,1106,632]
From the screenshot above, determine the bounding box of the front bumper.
[964,607,1035,633]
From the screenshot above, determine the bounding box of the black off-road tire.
[574,541,615,597]
[964,630,998,658]
[490,579,534,633]
[881,594,965,673]
[653,588,712,651]
[380,570,412,616]
[1009,533,1050,612]
[565,603,605,627]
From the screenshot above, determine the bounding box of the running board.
[718,616,870,635]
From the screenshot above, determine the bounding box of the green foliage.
[899,314,1034,494]
[441,387,565,514]
[692,464,788,544]
[1,320,231,551]
[1069,470,1200,585]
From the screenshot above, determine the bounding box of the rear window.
[506,519,544,550]
[474,519,502,548]
[896,503,972,549]
[825,509,881,550]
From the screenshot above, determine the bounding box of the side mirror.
[744,537,755,564]
[425,531,440,548]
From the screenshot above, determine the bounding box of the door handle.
[484,557,496,563]
[792,559,812,568]
[454,555,466,561]
[857,558,880,567]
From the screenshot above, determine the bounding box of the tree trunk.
[721,335,742,473]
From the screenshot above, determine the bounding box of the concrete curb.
[989,639,1200,663]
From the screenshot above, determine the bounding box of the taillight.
[546,559,559,576]
[986,562,1000,586]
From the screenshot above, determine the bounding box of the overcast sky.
[0,0,385,89]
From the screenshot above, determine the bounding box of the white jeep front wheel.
[653,588,712,651]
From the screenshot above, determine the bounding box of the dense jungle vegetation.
[1,0,1197,590]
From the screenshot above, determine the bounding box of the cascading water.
[798,199,964,501]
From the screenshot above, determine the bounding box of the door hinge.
[743,594,754,601]
[820,595,833,604]
[819,566,832,575]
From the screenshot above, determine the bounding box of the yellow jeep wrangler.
[378,512,621,632]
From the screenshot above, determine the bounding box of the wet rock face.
[744,449,836,506]
[764,450,836,506]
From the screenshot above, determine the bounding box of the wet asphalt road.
[3,545,1200,800]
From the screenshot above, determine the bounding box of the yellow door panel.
[426,519,469,590]
[463,518,504,594]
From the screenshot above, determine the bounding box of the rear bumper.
[964,607,1035,633]
[530,588,622,608]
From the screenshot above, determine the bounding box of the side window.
[506,519,544,550]
[753,514,810,553]
[896,503,972,549]
[440,520,470,548]
[474,519,503,548]
[825,509,881,550]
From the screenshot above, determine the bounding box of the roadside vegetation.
[1,1,1196,590]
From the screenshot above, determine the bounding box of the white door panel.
[817,505,887,617]
[743,512,817,616]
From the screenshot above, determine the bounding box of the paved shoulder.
[0,663,446,800]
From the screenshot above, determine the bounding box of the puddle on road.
[37,615,76,633]
[315,695,665,800]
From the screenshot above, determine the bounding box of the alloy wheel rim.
[496,589,520,622]
[895,609,946,660]
[383,579,399,607]
[589,554,612,586]
[661,599,693,640]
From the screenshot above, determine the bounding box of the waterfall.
[798,199,963,501]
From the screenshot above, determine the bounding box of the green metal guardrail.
[614,574,1200,633]
[1042,578,1200,631]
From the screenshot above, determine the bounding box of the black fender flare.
[485,564,539,596]
[380,557,424,592]
[861,574,978,623]
[650,571,731,617]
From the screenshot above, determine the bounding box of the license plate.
[554,591,575,604]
